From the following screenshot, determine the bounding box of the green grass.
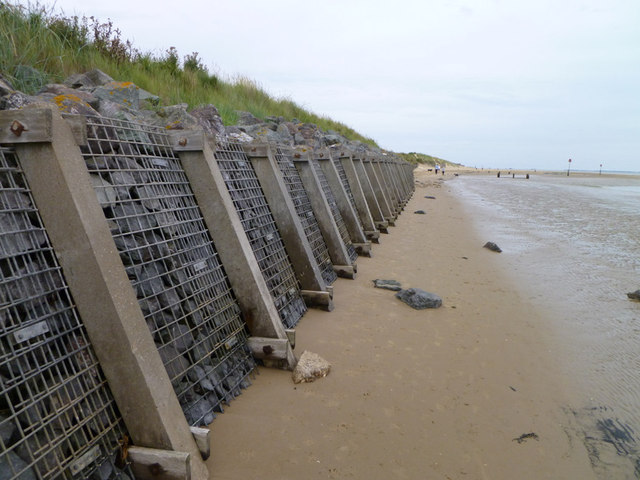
[397,152,458,167]
[1,2,452,162]
[0,1,379,146]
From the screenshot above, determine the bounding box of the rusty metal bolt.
[178,137,187,146]
[10,120,26,137]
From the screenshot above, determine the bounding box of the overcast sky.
[42,0,640,171]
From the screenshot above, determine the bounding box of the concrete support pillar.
[392,160,409,205]
[243,143,332,311]
[293,154,357,276]
[374,158,399,216]
[352,156,388,233]
[339,155,380,243]
[379,158,402,213]
[170,132,297,367]
[363,158,394,226]
[0,107,209,480]
[316,153,372,257]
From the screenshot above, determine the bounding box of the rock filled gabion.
[273,146,337,285]
[310,158,359,263]
[0,147,134,480]
[80,115,256,426]
[330,155,359,213]
[213,140,307,329]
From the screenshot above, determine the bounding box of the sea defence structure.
[0,104,414,479]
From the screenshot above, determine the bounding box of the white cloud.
[32,0,640,170]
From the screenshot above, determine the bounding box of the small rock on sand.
[292,351,331,384]
[424,195,436,199]
[627,290,640,300]
[373,279,402,291]
[395,288,442,309]
[483,241,502,253]
[414,210,426,215]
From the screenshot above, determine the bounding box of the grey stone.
[0,451,36,480]
[0,91,32,110]
[63,69,114,89]
[185,398,215,426]
[165,323,194,354]
[111,202,157,232]
[138,88,160,107]
[236,111,261,126]
[0,414,16,444]
[91,460,114,480]
[158,344,189,383]
[89,174,118,208]
[627,290,640,300]
[373,279,403,291]
[16,431,63,476]
[395,288,442,309]
[414,210,426,214]
[0,212,44,255]
[37,84,99,109]
[483,241,502,253]
[190,104,225,136]
[93,81,140,110]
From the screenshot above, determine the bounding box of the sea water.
[449,172,640,478]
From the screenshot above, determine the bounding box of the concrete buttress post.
[338,155,380,243]
[170,132,297,367]
[243,143,333,311]
[373,158,399,217]
[363,158,394,226]
[352,156,388,233]
[0,107,209,480]
[292,152,357,274]
[315,152,371,257]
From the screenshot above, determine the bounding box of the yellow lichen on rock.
[53,93,91,112]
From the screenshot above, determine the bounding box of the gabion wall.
[80,117,255,426]
[213,141,307,329]
[331,158,358,213]
[273,146,337,285]
[0,147,133,480]
[310,159,358,263]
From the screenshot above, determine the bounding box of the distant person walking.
[435,164,440,174]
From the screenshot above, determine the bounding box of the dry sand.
[206,166,597,479]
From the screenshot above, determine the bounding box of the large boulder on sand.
[292,351,331,384]
[395,288,442,309]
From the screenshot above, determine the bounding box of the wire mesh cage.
[79,116,255,426]
[272,146,336,285]
[331,157,358,212]
[0,147,134,480]
[310,159,358,264]
[213,140,307,329]
[379,160,400,207]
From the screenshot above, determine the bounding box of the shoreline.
[206,170,596,479]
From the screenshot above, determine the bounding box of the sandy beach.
[206,166,597,479]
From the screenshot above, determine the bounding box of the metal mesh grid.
[310,158,358,263]
[0,147,133,480]
[273,147,336,285]
[380,160,400,207]
[331,158,358,211]
[213,140,307,329]
[80,116,255,426]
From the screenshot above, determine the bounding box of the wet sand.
[206,166,596,479]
